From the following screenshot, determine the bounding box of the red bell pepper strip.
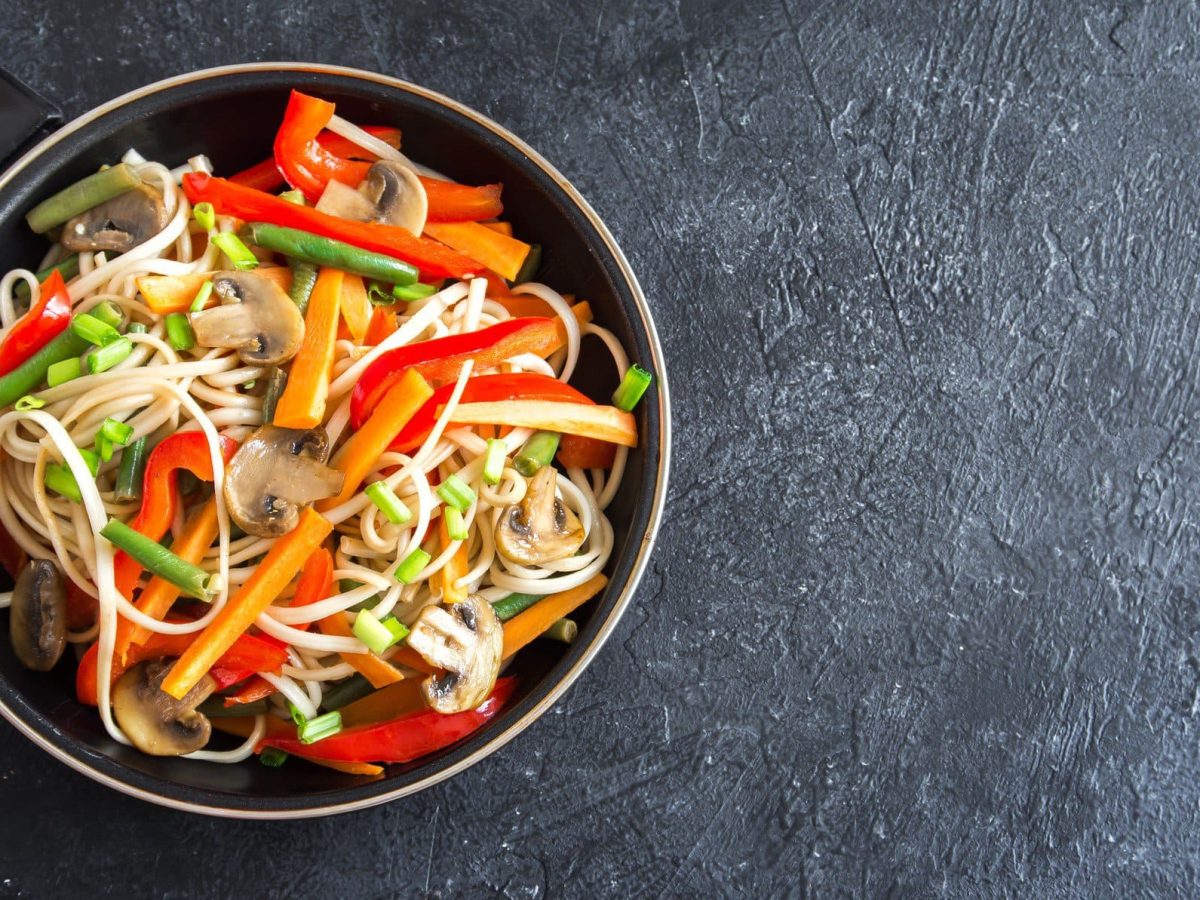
[182,173,483,281]
[419,177,504,223]
[112,432,238,598]
[389,373,593,453]
[0,270,72,378]
[262,677,516,763]
[223,675,277,707]
[75,630,286,706]
[557,432,618,469]
[66,580,99,631]
[350,318,562,428]
[274,91,373,203]
[256,547,333,650]
[230,127,403,192]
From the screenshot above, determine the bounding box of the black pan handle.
[0,69,60,171]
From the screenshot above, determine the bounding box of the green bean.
[288,259,319,315]
[512,243,542,284]
[99,518,218,602]
[544,618,578,643]
[114,436,148,502]
[0,330,90,408]
[25,163,141,234]
[240,222,418,285]
[321,674,375,711]
[260,367,288,424]
[491,592,544,621]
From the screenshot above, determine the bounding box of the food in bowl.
[0,90,653,776]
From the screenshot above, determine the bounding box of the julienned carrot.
[446,401,637,447]
[136,268,292,315]
[437,515,469,604]
[364,307,397,345]
[273,267,343,429]
[423,222,531,280]
[316,611,404,688]
[501,574,608,659]
[161,507,333,700]
[339,273,372,344]
[116,497,219,662]
[318,369,433,510]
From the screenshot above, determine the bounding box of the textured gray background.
[0,0,1198,897]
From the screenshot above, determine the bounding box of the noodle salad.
[0,90,652,774]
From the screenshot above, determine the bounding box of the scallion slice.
[114,436,148,502]
[127,322,148,334]
[258,747,289,767]
[613,364,653,412]
[391,281,438,302]
[188,280,213,313]
[90,300,126,331]
[86,337,133,373]
[192,201,216,232]
[47,357,82,387]
[44,463,82,503]
[353,609,399,655]
[514,431,560,476]
[95,433,113,462]
[14,395,44,411]
[70,313,120,347]
[482,438,506,486]
[383,616,409,644]
[437,474,475,513]
[165,313,195,351]
[444,506,468,542]
[365,481,412,525]
[297,711,342,745]
[100,416,134,445]
[211,232,259,270]
[395,548,431,584]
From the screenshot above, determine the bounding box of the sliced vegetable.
[240,222,419,285]
[260,367,288,424]
[188,280,213,313]
[46,354,83,388]
[365,481,412,525]
[164,313,195,351]
[274,90,372,203]
[321,674,376,712]
[482,438,506,485]
[443,507,468,543]
[511,242,542,284]
[112,660,215,756]
[288,259,319,314]
[437,513,469,604]
[353,609,401,655]
[189,270,305,366]
[544,618,578,643]
[210,231,259,270]
[160,507,333,700]
[230,125,404,192]
[192,201,216,232]
[25,162,141,234]
[62,183,167,254]
[491,591,544,622]
[272,266,342,429]
[0,270,72,378]
[501,574,608,659]
[557,433,617,469]
[395,548,430,584]
[419,178,503,223]
[406,596,502,714]
[613,364,653,411]
[448,400,637,447]
[14,255,79,303]
[86,337,133,373]
[423,221,531,281]
[316,609,404,689]
[514,431,560,476]
[9,559,67,672]
[136,267,292,315]
[355,162,427,234]
[70,313,120,347]
[100,518,219,602]
[364,307,398,345]
[494,466,584,566]
[113,435,148,502]
[437,474,475,513]
[297,710,343,744]
[44,463,82,502]
[391,282,438,302]
[339,274,372,344]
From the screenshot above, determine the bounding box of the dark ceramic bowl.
[0,63,669,818]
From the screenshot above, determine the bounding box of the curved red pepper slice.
[230,126,403,192]
[350,318,561,428]
[112,432,238,598]
[0,270,71,377]
[274,91,372,203]
[261,677,516,763]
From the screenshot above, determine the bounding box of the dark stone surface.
[0,0,1197,896]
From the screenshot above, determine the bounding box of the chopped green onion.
[70,313,120,347]
[44,463,82,503]
[78,448,100,476]
[365,481,412,525]
[287,701,307,727]
[383,616,409,644]
[99,518,220,602]
[25,163,141,234]
[127,322,147,334]
[514,431,560,477]
[321,674,374,711]
[192,201,216,232]
[395,548,431,584]
[297,710,342,744]
[211,232,259,270]
[14,395,44,411]
[437,474,475,513]
[90,300,126,332]
[353,609,400,655]
[482,438,507,486]
[367,280,396,306]
[100,417,134,445]
[259,747,289,767]
[86,337,133,373]
[165,314,195,351]
[491,592,544,621]
[511,243,542,285]
[188,280,213,313]
[46,357,82,387]
[288,260,319,314]
[544,618,578,643]
[391,281,438,302]
[613,364,653,412]
[279,190,305,205]
[444,506,468,541]
[95,433,113,462]
[114,436,148,502]
[260,368,287,424]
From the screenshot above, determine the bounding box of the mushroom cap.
[61,183,167,253]
[111,659,215,756]
[406,596,503,715]
[362,161,428,236]
[223,424,344,537]
[494,466,585,566]
[189,270,305,366]
[9,559,67,672]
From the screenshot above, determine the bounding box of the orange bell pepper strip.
[272,266,342,429]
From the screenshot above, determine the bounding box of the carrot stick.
[437,515,469,605]
[446,401,637,446]
[273,267,343,429]
[479,221,513,237]
[116,497,219,662]
[364,307,398,345]
[316,612,404,688]
[318,369,433,510]
[423,222,531,280]
[136,267,292,315]
[161,508,333,699]
[339,273,372,344]
[502,574,608,659]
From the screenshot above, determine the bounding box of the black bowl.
[0,63,669,817]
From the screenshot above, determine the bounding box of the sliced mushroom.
[9,559,67,671]
[189,270,305,366]
[406,596,502,714]
[362,161,428,235]
[223,424,344,537]
[61,182,167,253]
[494,466,584,566]
[315,179,379,222]
[112,659,215,756]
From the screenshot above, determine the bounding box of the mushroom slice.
[189,270,305,366]
[112,659,215,756]
[9,559,67,672]
[315,179,379,221]
[494,466,585,566]
[406,596,502,714]
[223,424,344,537]
[361,161,428,235]
[61,182,167,253]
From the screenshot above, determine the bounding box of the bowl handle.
[0,69,60,171]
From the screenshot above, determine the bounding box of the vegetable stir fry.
[0,91,653,773]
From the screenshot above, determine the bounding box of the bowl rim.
[0,61,671,818]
